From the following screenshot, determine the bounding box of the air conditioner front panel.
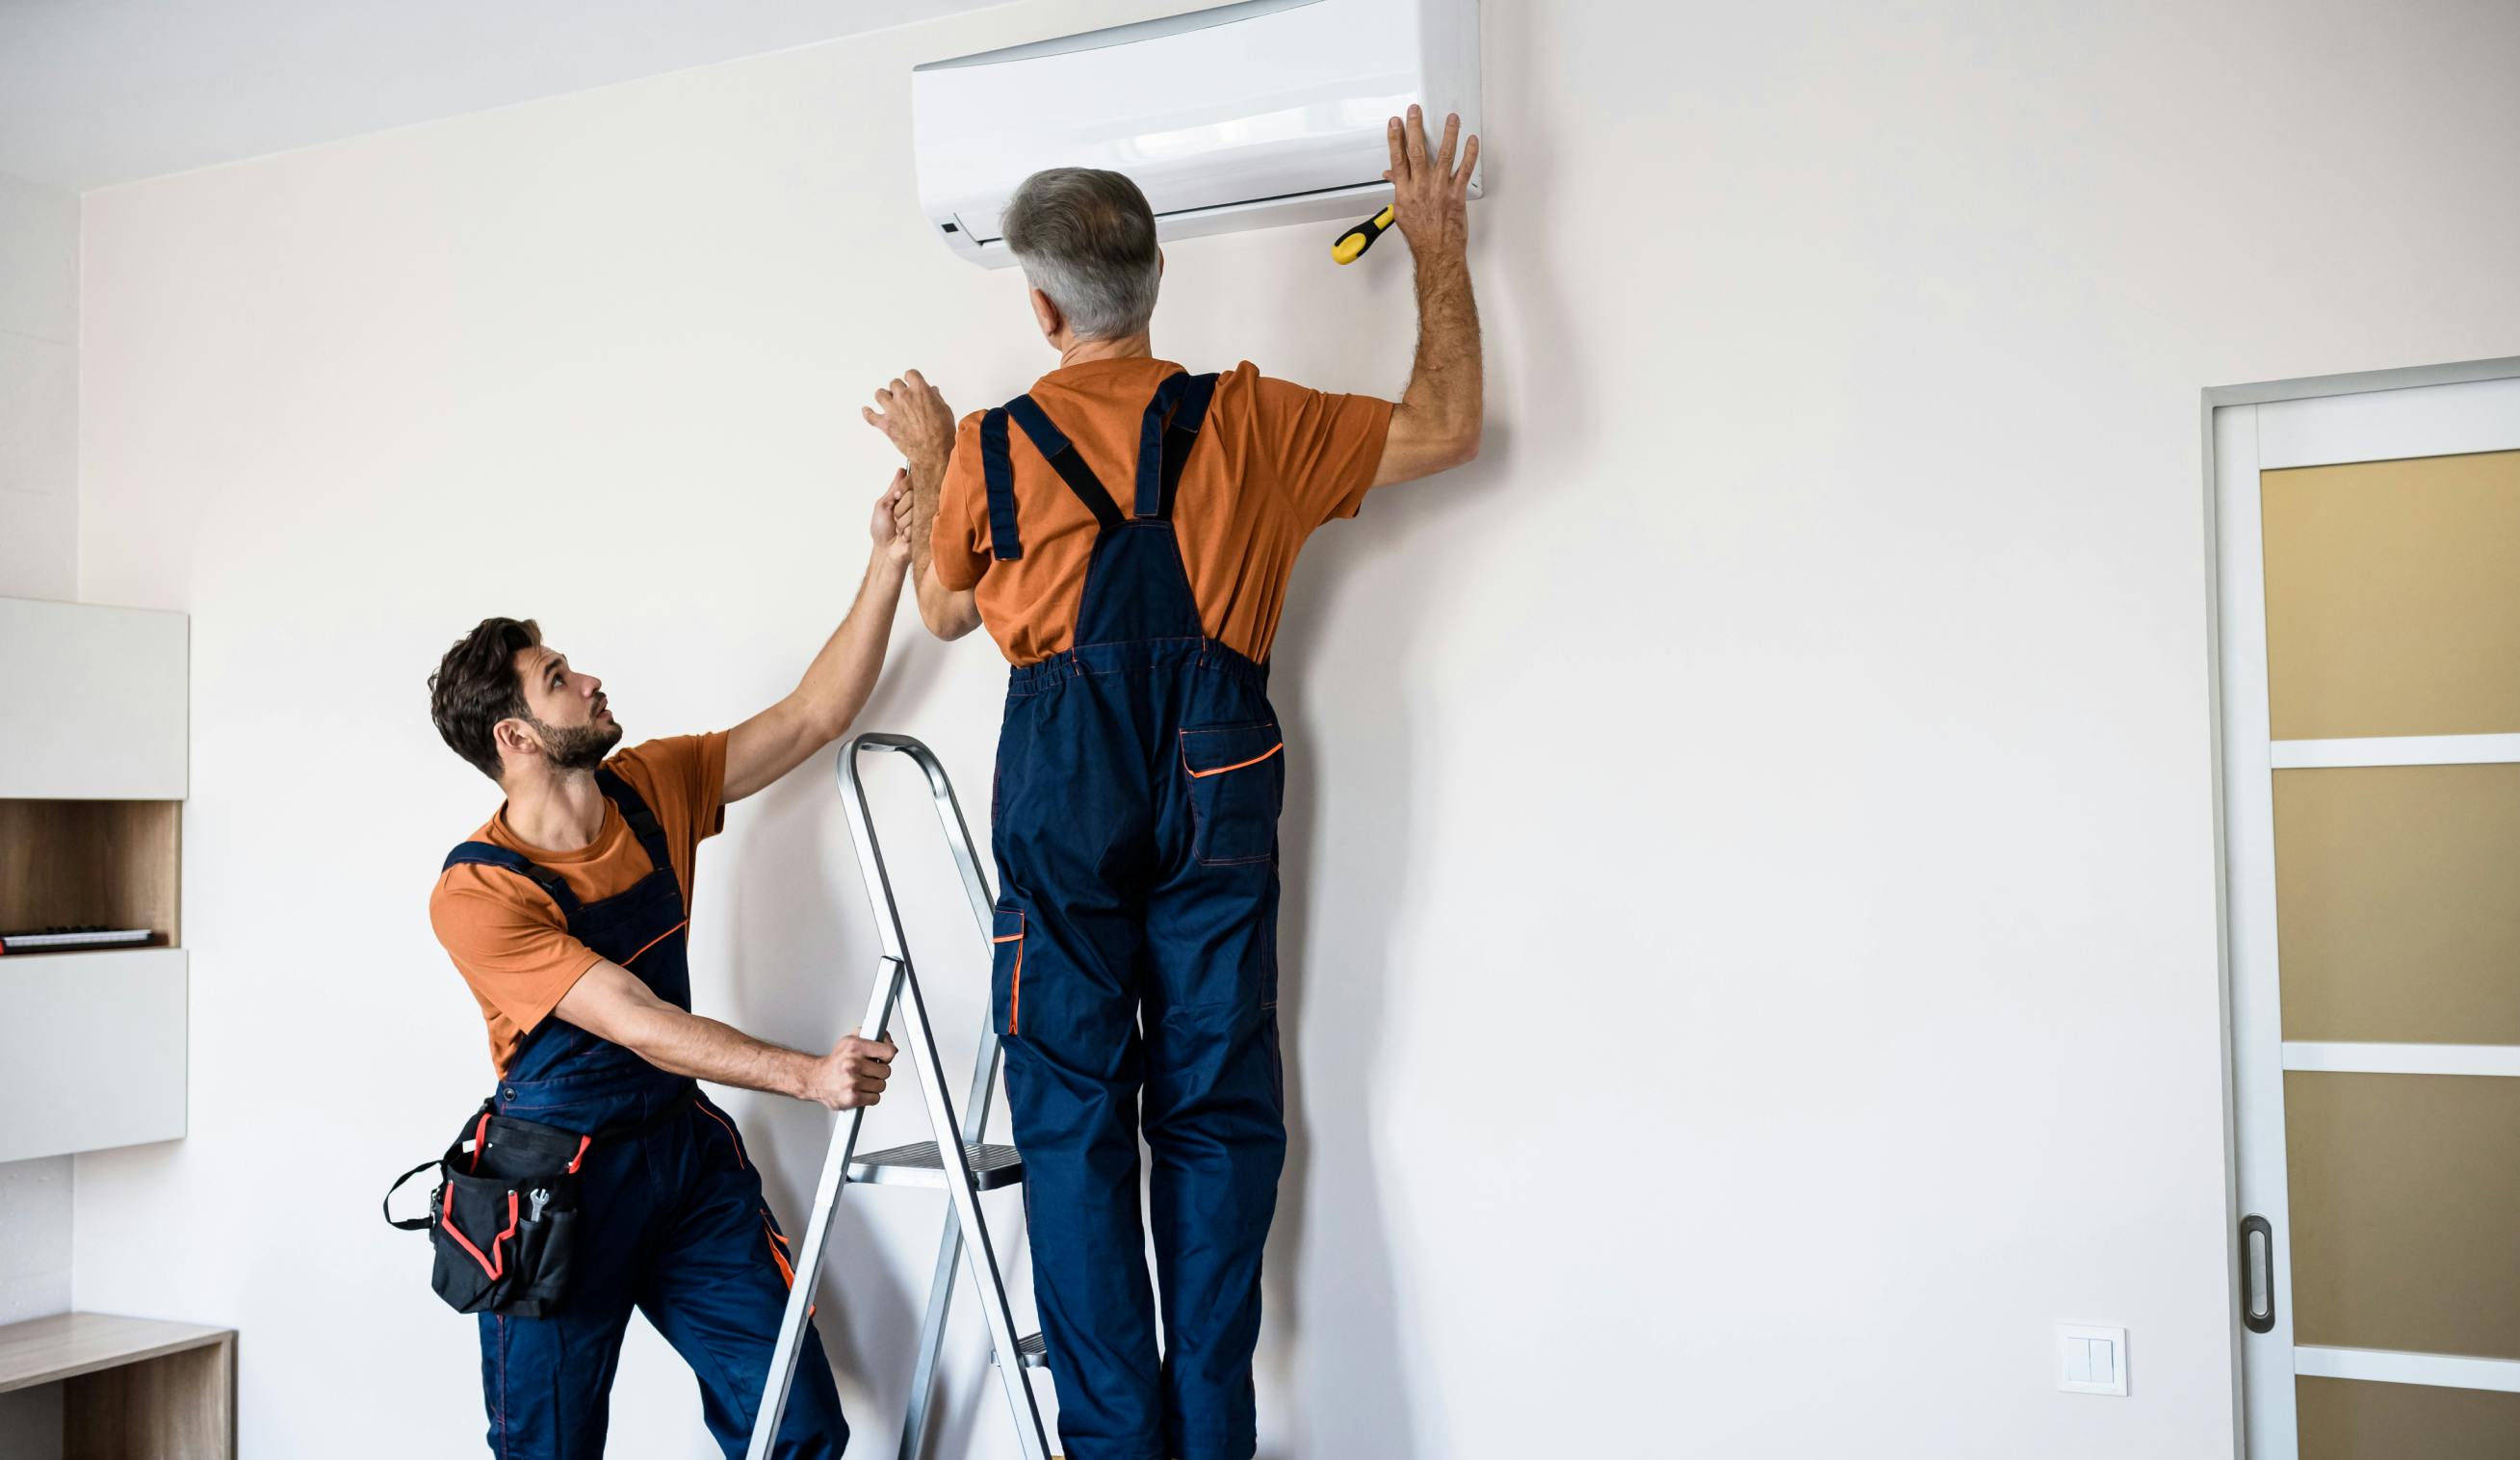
[913,0,1482,265]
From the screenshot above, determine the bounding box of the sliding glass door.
[2214,371,2520,1458]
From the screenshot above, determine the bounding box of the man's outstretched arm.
[865,371,983,642]
[1372,105,1484,488]
[556,961,895,1109]
[723,477,912,802]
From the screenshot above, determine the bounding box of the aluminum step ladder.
[743,733,1052,1460]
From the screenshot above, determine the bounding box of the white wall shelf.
[0,597,189,1166]
[0,949,188,1164]
[0,597,187,800]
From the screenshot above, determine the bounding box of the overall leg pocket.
[992,903,1027,1035]
[759,1208,807,1313]
[1180,721,1285,866]
[692,1096,750,1173]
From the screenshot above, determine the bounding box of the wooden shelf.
[0,799,181,948]
[0,1313,234,1459]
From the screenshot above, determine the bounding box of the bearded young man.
[420,477,912,1459]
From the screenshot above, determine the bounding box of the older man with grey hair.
[861,106,1481,1460]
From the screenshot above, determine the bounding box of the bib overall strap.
[1138,371,1219,520]
[1004,393,1125,530]
[593,767,675,885]
[443,842,583,921]
[980,406,1024,561]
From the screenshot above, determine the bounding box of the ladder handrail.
[837,733,1000,965]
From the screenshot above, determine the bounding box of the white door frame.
[2202,355,2520,1459]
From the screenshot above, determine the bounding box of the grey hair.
[1001,168,1161,340]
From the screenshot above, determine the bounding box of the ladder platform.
[995,1332,1049,1370]
[847,1139,1026,1191]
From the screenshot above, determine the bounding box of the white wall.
[0,167,78,1460]
[65,2,2520,1456]
[0,1151,74,1326]
[0,1160,71,1460]
[0,172,78,603]
[0,169,81,1321]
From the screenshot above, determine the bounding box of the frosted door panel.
[2273,764,2520,1044]
[2262,450,2520,740]
[2296,1378,2520,1460]
[2283,1071,2520,1360]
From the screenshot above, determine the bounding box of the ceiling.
[0,0,1009,193]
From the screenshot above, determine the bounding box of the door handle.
[2240,1214,2276,1334]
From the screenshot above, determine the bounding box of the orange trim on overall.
[995,914,1026,1035]
[761,1212,813,1315]
[621,919,689,968]
[1183,742,1284,779]
[695,1102,746,1170]
[444,1186,521,1280]
[763,1218,795,1288]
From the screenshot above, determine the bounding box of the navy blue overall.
[444,769,846,1459]
[982,372,1289,1460]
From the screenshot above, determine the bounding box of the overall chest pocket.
[1180,722,1286,866]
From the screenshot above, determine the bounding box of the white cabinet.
[0,949,187,1163]
[0,595,190,1161]
[0,597,187,799]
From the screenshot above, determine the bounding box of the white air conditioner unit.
[911,0,1482,268]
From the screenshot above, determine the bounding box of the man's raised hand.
[1384,104,1478,261]
[863,370,957,467]
[870,469,912,566]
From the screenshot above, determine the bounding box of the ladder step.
[845,1140,1026,1191]
[993,1331,1049,1370]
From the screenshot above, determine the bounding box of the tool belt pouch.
[382,1104,586,1318]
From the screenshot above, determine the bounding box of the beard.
[530,713,623,773]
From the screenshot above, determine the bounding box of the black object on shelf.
[0,926,156,954]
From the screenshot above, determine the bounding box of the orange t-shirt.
[429,733,727,1076]
[932,358,1393,665]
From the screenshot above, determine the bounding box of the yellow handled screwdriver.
[1331,204,1395,265]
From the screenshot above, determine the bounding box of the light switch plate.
[2057,1324,2128,1395]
